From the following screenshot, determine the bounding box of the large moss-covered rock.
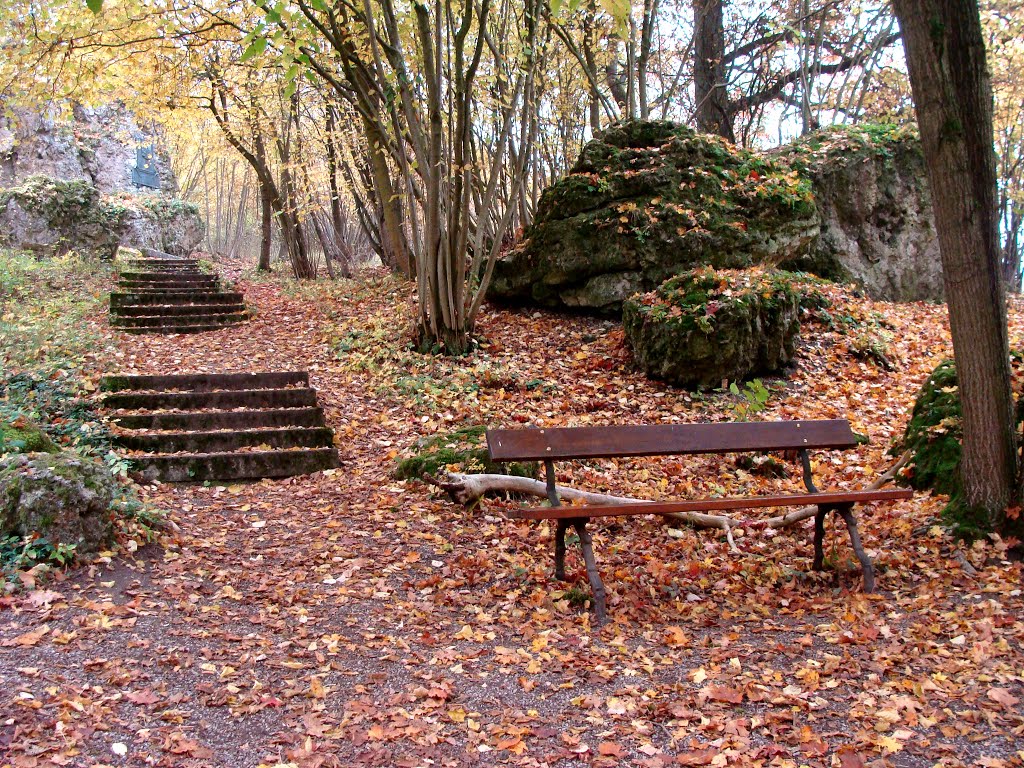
[780,124,941,301]
[894,357,1024,541]
[488,122,940,311]
[623,268,801,387]
[489,121,817,312]
[1,451,116,557]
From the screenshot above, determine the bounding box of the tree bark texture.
[892,0,1018,528]
[692,0,734,141]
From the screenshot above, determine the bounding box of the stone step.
[116,426,335,454]
[101,371,309,392]
[104,387,319,412]
[122,262,201,272]
[111,312,248,328]
[119,276,222,288]
[132,448,340,482]
[110,292,244,307]
[117,280,219,290]
[118,321,247,335]
[118,272,218,283]
[111,406,327,432]
[110,302,246,317]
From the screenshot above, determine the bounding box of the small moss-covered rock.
[1,451,116,557]
[623,267,801,387]
[395,425,536,480]
[894,360,962,497]
[0,417,58,454]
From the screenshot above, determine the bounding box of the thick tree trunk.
[892,0,1019,533]
[692,0,734,141]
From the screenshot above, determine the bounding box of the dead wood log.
[426,449,910,551]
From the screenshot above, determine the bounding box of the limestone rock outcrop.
[0,102,204,257]
[488,122,940,311]
[780,124,941,302]
[489,121,818,312]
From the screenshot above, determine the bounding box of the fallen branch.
[426,448,912,549]
[743,449,912,530]
[426,473,738,551]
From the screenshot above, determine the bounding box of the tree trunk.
[892,0,1020,535]
[692,0,734,141]
[258,181,272,272]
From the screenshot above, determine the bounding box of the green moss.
[894,360,963,497]
[626,266,803,335]
[0,418,57,454]
[394,425,536,480]
[895,357,1024,541]
[783,123,923,176]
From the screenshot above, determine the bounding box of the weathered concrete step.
[101,371,309,392]
[119,321,246,335]
[122,262,201,272]
[119,280,222,291]
[133,448,340,482]
[104,387,318,411]
[110,292,244,307]
[111,312,248,328]
[112,406,326,431]
[110,303,246,317]
[111,288,230,298]
[119,272,217,283]
[116,427,334,454]
[117,276,219,288]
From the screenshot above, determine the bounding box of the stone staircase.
[109,254,248,334]
[100,371,340,482]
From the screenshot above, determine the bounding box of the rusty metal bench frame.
[486,420,912,622]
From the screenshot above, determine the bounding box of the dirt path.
[2,267,1023,768]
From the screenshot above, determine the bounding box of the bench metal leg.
[554,520,569,581]
[813,505,828,571]
[573,520,607,624]
[836,504,875,593]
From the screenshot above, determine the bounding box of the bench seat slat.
[505,488,913,520]
[487,420,858,462]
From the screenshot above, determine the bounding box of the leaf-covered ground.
[2,260,1023,768]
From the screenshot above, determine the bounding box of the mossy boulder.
[488,121,940,311]
[488,121,817,312]
[623,267,802,387]
[895,357,1024,540]
[1,417,58,455]
[395,425,536,480]
[1,451,117,557]
[0,176,128,259]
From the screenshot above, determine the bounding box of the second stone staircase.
[109,253,248,334]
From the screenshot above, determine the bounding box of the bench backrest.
[487,420,858,462]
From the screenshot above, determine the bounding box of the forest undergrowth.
[1,255,1022,768]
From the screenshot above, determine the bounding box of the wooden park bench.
[486,419,912,622]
